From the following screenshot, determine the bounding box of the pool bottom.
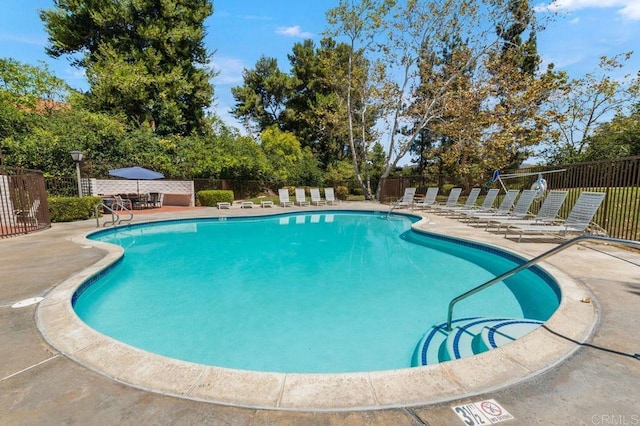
[37,215,597,411]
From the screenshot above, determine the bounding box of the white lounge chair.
[505,191,606,241]
[278,188,293,207]
[295,188,309,206]
[465,189,525,224]
[14,199,41,225]
[437,188,482,215]
[324,187,338,205]
[487,190,569,231]
[394,187,417,209]
[468,189,536,226]
[430,188,463,213]
[415,187,439,209]
[310,188,326,206]
[446,188,498,216]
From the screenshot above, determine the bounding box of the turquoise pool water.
[76,211,560,373]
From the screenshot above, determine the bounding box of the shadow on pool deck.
[1,202,639,424]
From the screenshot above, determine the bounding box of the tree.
[0,58,69,136]
[260,125,304,186]
[326,0,549,199]
[543,53,640,164]
[325,0,390,199]
[231,57,292,135]
[40,0,215,136]
[285,39,352,167]
[582,103,640,160]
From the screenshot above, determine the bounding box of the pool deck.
[1,202,639,424]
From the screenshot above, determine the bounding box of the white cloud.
[536,0,640,20]
[569,17,581,24]
[619,3,640,19]
[210,56,245,85]
[275,25,313,38]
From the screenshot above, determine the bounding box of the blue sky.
[1,0,639,133]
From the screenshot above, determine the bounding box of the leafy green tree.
[323,160,355,188]
[260,125,304,186]
[0,58,69,153]
[582,103,640,160]
[543,54,640,164]
[3,108,127,176]
[297,147,324,186]
[216,134,269,181]
[285,39,352,167]
[231,56,292,135]
[495,0,540,76]
[40,0,215,136]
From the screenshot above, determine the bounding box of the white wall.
[90,179,195,206]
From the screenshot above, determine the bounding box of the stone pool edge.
[35,214,597,411]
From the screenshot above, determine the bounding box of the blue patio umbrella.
[108,166,164,194]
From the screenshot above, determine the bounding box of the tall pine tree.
[41,0,215,136]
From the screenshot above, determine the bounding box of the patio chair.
[295,188,309,206]
[458,189,516,220]
[113,195,132,211]
[148,192,162,208]
[394,187,417,209]
[278,188,293,207]
[324,187,338,205]
[505,191,606,242]
[430,188,463,213]
[435,188,482,215]
[466,189,533,225]
[442,188,497,217]
[486,190,568,232]
[310,188,326,206]
[414,187,439,209]
[14,199,40,225]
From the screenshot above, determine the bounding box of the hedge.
[48,196,102,222]
[196,190,234,207]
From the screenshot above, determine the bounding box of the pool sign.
[452,399,514,424]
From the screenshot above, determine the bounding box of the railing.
[445,235,640,331]
[1,166,51,238]
[99,202,133,227]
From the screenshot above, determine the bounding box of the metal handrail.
[446,235,640,331]
[99,202,133,227]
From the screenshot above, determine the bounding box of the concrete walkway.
[1,203,639,425]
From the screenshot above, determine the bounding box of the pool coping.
[36,212,597,411]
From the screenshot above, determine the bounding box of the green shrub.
[48,196,102,222]
[335,186,349,200]
[352,187,364,196]
[197,190,234,207]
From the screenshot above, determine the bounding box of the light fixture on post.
[70,150,84,197]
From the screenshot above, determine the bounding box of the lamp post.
[70,150,83,197]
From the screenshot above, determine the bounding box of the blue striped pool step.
[412,317,543,366]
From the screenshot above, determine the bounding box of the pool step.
[412,317,544,366]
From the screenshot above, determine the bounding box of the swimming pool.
[73,211,560,374]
